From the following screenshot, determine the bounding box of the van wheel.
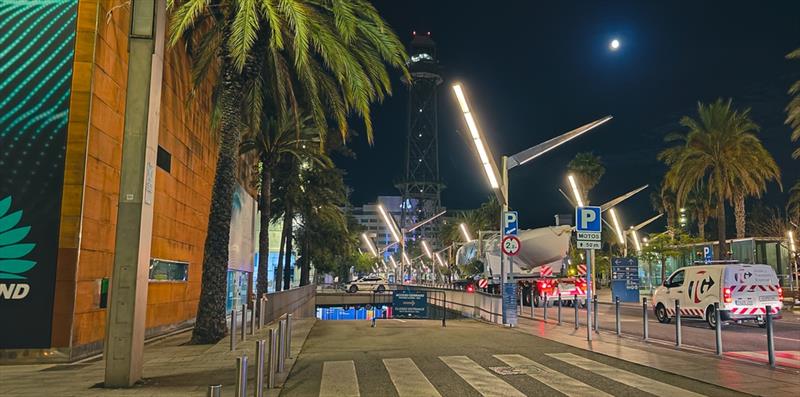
[705,305,718,329]
[349,285,358,293]
[533,294,541,308]
[757,319,767,328]
[376,285,385,293]
[655,303,671,324]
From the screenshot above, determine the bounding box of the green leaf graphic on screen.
[0,197,36,280]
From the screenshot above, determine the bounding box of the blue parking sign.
[575,206,601,233]
[503,211,518,236]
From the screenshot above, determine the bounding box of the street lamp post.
[452,83,612,325]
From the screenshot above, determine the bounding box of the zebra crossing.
[315,352,708,396]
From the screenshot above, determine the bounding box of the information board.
[611,257,640,302]
[393,290,428,318]
[502,283,518,326]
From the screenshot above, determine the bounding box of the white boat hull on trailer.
[456,225,572,276]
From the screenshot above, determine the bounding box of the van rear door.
[723,265,782,313]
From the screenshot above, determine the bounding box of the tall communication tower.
[397,32,444,245]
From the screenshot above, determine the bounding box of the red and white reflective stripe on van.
[730,307,780,315]
[731,284,780,292]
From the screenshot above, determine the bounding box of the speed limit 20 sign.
[501,235,521,256]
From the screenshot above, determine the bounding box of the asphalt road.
[281,319,748,397]
[518,300,800,366]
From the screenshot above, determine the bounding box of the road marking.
[439,355,525,397]
[383,358,441,397]
[493,354,612,397]
[547,353,704,397]
[320,360,359,397]
[774,336,800,342]
[394,319,407,323]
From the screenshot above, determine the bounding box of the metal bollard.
[530,289,534,317]
[543,296,548,322]
[714,302,723,356]
[518,289,522,315]
[593,294,598,333]
[766,305,775,367]
[286,314,292,359]
[557,294,562,325]
[574,296,579,329]
[230,309,237,351]
[642,297,649,341]
[241,304,247,341]
[250,304,256,336]
[235,355,248,397]
[675,300,682,348]
[267,328,276,389]
[207,384,222,397]
[615,297,621,336]
[278,319,286,373]
[255,340,266,397]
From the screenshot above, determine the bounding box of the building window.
[149,258,188,281]
[157,145,171,172]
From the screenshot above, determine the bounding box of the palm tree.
[169,0,408,343]
[788,182,800,222]
[685,183,712,240]
[567,152,605,203]
[651,183,677,229]
[786,47,800,159]
[240,115,329,297]
[660,99,780,258]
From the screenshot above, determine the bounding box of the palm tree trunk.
[275,224,285,292]
[660,258,667,286]
[300,228,310,286]
[191,56,243,344]
[716,193,727,259]
[282,207,293,290]
[256,163,270,298]
[733,192,746,239]
[698,215,707,241]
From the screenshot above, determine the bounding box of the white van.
[653,264,783,328]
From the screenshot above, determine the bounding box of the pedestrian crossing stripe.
[439,355,526,397]
[493,354,612,397]
[383,358,441,397]
[547,353,705,397]
[319,360,359,397]
[316,353,710,397]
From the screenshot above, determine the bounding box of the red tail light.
[778,287,783,300]
[466,284,475,293]
[723,287,732,303]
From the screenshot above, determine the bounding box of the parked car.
[347,276,388,293]
[653,263,783,328]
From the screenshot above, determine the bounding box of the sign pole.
[586,248,593,341]
[500,156,508,325]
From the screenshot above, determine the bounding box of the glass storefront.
[226,270,250,312]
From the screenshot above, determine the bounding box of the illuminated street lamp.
[460,223,473,242]
[568,175,585,207]
[453,82,611,325]
[630,227,642,253]
[377,202,445,284]
[421,240,433,259]
[361,233,378,257]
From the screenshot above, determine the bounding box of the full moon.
[610,39,620,50]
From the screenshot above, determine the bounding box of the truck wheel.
[655,303,671,324]
[705,305,717,329]
[376,285,385,293]
[349,285,358,294]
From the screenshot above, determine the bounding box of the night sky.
[335,1,800,234]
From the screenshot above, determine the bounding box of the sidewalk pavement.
[0,317,315,396]
[512,314,800,396]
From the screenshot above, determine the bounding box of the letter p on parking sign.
[576,206,601,233]
[503,211,518,235]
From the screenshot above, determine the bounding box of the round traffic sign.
[501,235,521,256]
